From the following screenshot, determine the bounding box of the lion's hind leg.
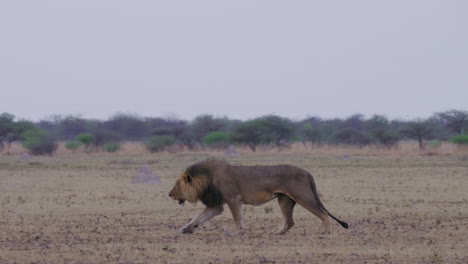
[276,194,296,235]
[226,197,244,232]
[294,194,331,234]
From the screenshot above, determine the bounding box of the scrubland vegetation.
[1,110,468,156]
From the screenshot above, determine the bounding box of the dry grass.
[4,140,466,157]
[1,152,467,263]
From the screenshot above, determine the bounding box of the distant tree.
[333,128,370,147]
[189,115,231,141]
[5,120,35,154]
[104,113,149,140]
[366,115,399,148]
[58,115,90,139]
[145,135,177,152]
[234,120,264,152]
[343,114,365,130]
[201,131,234,149]
[402,120,434,151]
[298,117,323,146]
[35,114,64,138]
[36,120,57,138]
[366,115,389,132]
[256,115,293,147]
[146,117,192,148]
[0,113,36,154]
[147,117,188,138]
[435,110,468,135]
[320,119,343,143]
[0,113,15,151]
[424,116,452,141]
[92,127,122,151]
[301,123,322,146]
[372,130,400,148]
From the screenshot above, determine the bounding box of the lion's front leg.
[179,206,223,234]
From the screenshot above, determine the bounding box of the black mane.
[185,162,212,178]
[185,160,224,208]
[200,185,223,208]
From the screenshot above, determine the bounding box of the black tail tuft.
[329,213,349,229]
[338,220,349,229]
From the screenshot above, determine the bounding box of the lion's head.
[168,175,188,206]
[169,160,223,207]
[168,171,210,206]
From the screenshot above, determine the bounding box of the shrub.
[103,142,120,152]
[76,133,93,147]
[451,134,468,145]
[201,132,233,146]
[65,141,82,151]
[21,129,58,155]
[145,135,177,152]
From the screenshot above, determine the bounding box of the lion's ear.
[183,173,192,184]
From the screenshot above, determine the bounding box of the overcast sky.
[1,1,467,121]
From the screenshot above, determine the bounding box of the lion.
[168,158,348,234]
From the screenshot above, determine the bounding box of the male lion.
[169,158,348,234]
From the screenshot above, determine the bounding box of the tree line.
[1,110,468,155]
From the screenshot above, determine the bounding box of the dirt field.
[1,152,467,263]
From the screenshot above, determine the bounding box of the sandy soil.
[1,153,467,263]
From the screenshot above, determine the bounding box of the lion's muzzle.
[169,192,186,206]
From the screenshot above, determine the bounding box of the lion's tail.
[309,175,349,229]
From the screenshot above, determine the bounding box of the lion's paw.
[178,224,195,234]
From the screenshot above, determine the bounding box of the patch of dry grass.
[1,153,467,263]
[4,140,466,157]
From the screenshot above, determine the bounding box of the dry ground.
[1,152,467,263]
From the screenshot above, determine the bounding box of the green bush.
[145,135,177,152]
[103,142,120,152]
[201,132,233,145]
[451,134,468,145]
[65,141,82,151]
[21,129,58,155]
[76,133,93,147]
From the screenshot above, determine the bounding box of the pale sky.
[1,1,467,121]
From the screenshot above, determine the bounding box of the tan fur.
[169,158,348,234]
